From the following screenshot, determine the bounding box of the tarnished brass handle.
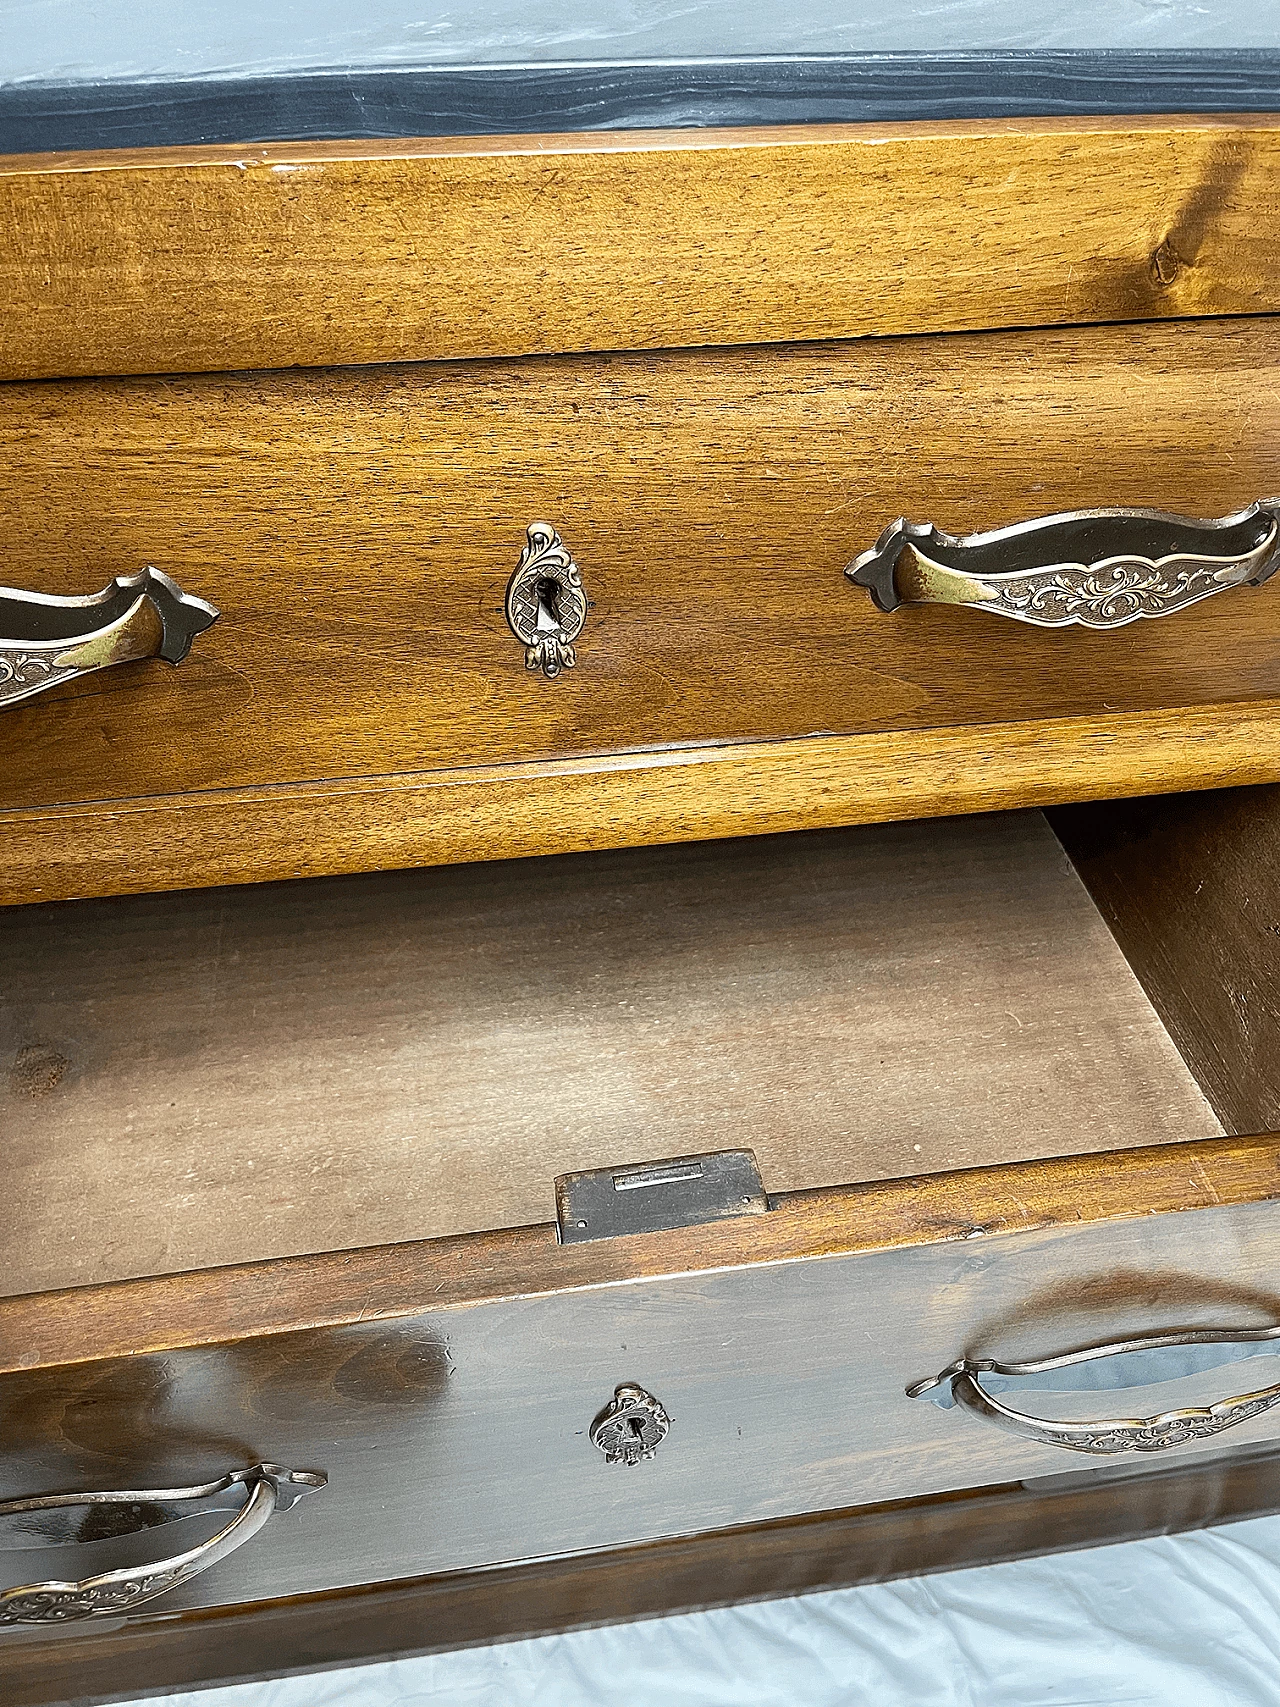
[909,1327,1280,1455]
[0,566,218,710]
[846,501,1280,628]
[0,1463,325,1625]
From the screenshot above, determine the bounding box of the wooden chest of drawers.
[4,109,1280,1704]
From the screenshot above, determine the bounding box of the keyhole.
[534,576,563,632]
[626,1416,645,1441]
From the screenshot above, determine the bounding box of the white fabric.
[133,1511,1280,1707]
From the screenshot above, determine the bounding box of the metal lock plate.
[555,1149,768,1244]
[504,521,587,678]
[589,1385,671,1466]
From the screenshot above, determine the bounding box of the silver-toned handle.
[909,1327,1280,1456]
[0,1462,325,1625]
[0,566,218,710]
[846,501,1280,628]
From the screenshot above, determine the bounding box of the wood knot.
[1151,240,1183,287]
[9,1044,69,1099]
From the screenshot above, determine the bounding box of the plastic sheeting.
[133,1511,1280,1707]
[1,1,1277,88]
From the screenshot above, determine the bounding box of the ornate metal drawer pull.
[0,1462,325,1624]
[505,522,587,678]
[909,1326,1280,1455]
[0,566,218,711]
[846,501,1280,628]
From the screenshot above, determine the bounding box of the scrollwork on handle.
[0,566,218,710]
[846,501,1280,628]
[909,1326,1280,1455]
[0,1462,325,1625]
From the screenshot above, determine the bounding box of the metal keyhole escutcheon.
[504,521,587,679]
[589,1384,671,1466]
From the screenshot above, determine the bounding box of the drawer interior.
[0,803,1235,1299]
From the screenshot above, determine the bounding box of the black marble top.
[4,51,1280,156]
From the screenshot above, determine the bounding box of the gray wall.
[0,1,1276,87]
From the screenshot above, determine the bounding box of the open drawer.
[2,784,1280,1654]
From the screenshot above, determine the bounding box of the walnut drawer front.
[4,1148,1280,1618]
[4,316,1280,904]
[7,118,1280,383]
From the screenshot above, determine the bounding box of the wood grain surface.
[3,702,1280,908]
[5,116,1280,379]
[3,318,1280,900]
[7,1452,1280,1707]
[0,813,1216,1298]
[1051,784,1280,1136]
[5,1190,1280,1613]
[6,1128,1278,1378]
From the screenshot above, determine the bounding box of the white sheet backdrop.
[127,1509,1280,1707]
[1,0,1277,87]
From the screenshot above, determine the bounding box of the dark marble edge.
[5,51,1280,157]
